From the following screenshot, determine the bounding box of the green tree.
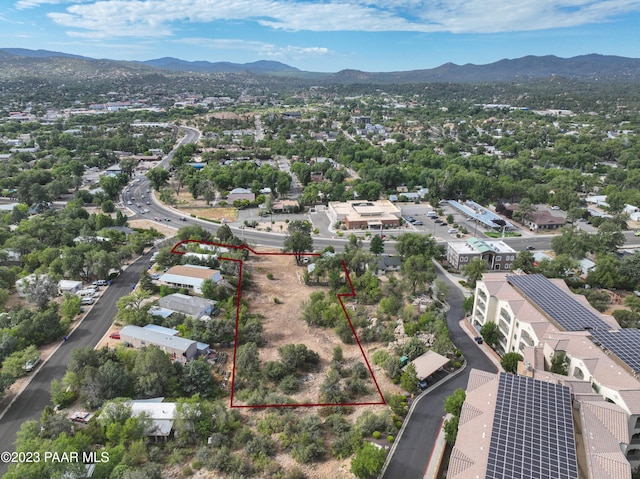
[369,235,384,255]
[401,254,436,294]
[550,351,569,375]
[512,250,536,273]
[146,167,170,191]
[462,258,488,287]
[132,346,177,398]
[480,322,500,348]
[400,363,418,394]
[283,220,313,265]
[179,359,217,398]
[60,294,81,322]
[444,388,466,417]
[501,352,523,373]
[396,233,437,259]
[350,442,387,479]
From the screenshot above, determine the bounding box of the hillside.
[1,48,640,83]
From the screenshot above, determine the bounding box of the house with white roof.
[158,265,221,294]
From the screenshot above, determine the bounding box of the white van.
[80,297,95,305]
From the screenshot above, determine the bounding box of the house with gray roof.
[158,293,218,319]
[119,325,198,362]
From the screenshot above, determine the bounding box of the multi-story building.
[446,238,517,271]
[470,272,640,468]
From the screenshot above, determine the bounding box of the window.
[496,256,502,261]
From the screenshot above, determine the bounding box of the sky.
[1,0,640,72]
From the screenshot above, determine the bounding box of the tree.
[369,235,384,255]
[217,223,234,242]
[462,258,488,287]
[283,220,313,266]
[400,363,418,394]
[444,388,466,416]
[512,250,537,273]
[396,233,437,259]
[60,294,81,321]
[501,352,523,373]
[401,254,436,294]
[549,351,569,375]
[179,359,217,398]
[480,322,500,348]
[146,167,170,191]
[132,345,177,398]
[23,274,58,311]
[350,442,387,479]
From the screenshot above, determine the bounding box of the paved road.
[381,265,498,479]
[0,252,151,477]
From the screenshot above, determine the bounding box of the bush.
[267,272,275,280]
[387,435,394,442]
[274,297,282,304]
[372,431,381,439]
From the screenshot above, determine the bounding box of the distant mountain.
[1,48,640,83]
[141,57,300,75]
[329,54,640,83]
[0,48,90,60]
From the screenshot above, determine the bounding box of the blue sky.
[2,0,640,72]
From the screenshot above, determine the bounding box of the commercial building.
[470,272,640,469]
[158,264,221,294]
[119,325,198,362]
[328,200,401,230]
[446,238,517,271]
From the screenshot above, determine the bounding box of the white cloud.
[175,37,331,61]
[41,0,640,38]
[15,0,90,10]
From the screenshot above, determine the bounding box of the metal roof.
[120,325,197,352]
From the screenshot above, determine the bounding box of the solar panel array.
[589,328,640,374]
[486,373,578,479]
[506,274,610,331]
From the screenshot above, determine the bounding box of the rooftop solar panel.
[589,328,640,374]
[506,274,610,331]
[486,373,578,479]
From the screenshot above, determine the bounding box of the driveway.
[381,264,498,479]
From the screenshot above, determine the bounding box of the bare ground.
[235,251,385,406]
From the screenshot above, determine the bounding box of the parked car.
[80,297,94,305]
[448,228,458,234]
[24,357,40,372]
[635,230,640,236]
[413,221,424,225]
[70,411,93,424]
[474,336,484,344]
[109,331,121,340]
[92,279,108,286]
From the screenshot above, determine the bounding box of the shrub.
[274,297,282,304]
[387,435,394,443]
[267,272,274,280]
[372,431,381,439]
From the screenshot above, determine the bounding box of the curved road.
[381,265,498,479]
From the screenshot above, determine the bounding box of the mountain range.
[1,48,640,83]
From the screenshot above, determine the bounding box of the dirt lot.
[236,250,387,406]
[170,190,238,223]
[128,219,177,237]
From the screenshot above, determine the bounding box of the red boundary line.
[170,240,386,408]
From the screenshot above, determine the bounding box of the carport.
[411,350,449,380]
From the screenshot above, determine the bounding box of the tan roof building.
[328,200,401,230]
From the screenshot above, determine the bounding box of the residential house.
[227,187,255,203]
[158,293,218,320]
[375,255,402,275]
[119,325,199,362]
[158,265,221,294]
[524,210,566,231]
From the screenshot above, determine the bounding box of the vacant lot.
[236,250,384,406]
